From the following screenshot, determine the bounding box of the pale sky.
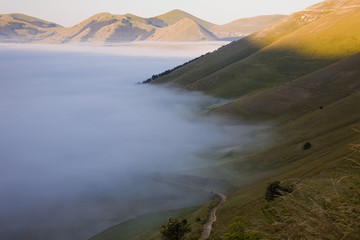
[2,0,324,27]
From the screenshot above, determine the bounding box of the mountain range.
[0,10,285,43]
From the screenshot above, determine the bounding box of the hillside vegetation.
[92,0,360,238]
[152,0,360,98]
[143,0,360,239]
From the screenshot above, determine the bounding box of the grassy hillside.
[89,207,197,240]
[84,1,360,239]
[138,0,360,239]
[209,89,360,239]
[214,52,360,122]
[99,52,360,240]
[151,0,360,98]
[105,58,360,239]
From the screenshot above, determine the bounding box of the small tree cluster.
[160,218,191,240]
[303,142,312,150]
[141,52,212,84]
[265,181,292,201]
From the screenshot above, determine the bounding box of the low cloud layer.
[0,45,258,240]
[0,41,228,58]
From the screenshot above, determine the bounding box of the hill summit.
[0,10,285,43]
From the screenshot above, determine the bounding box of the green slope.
[99,38,360,240]
[142,0,360,239]
[89,208,197,240]
[151,0,360,98]
[88,1,360,239]
[209,85,360,239]
[214,52,360,122]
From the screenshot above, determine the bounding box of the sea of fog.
[0,43,257,240]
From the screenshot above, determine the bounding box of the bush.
[265,181,292,201]
[160,218,191,240]
[303,142,312,150]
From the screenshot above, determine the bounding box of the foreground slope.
[208,55,360,238]
[151,0,360,98]
[138,0,360,239]
[0,13,62,42]
[99,50,360,239]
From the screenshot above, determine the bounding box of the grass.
[214,51,360,123]
[91,2,360,239]
[221,155,360,239]
[151,3,360,99]
[146,195,222,240]
[131,83,360,240]
[89,207,197,240]
[208,125,360,239]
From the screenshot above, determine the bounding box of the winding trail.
[199,192,227,240]
[154,176,226,239]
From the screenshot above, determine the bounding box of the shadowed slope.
[209,75,360,240]
[215,52,360,122]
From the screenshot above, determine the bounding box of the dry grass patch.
[223,143,360,240]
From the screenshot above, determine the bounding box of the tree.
[160,218,191,240]
[303,142,312,150]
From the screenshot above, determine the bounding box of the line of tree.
[141,52,211,84]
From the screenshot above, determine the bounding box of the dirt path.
[154,176,227,239]
[199,192,227,240]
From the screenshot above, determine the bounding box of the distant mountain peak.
[0,10,285,43]
[167,9,189,15]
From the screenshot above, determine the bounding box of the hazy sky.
[2,0,324,27]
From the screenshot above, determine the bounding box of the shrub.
[303,142,312,150]
[265,181,292,201]
[160,218,191,240]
